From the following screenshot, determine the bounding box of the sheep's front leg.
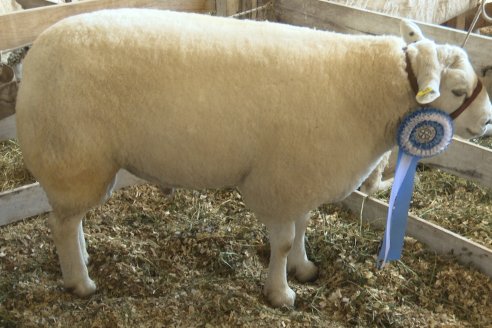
[360,151,391,195]
[48,213,96,297]
[287,214,318,282]
[263,221,296,307]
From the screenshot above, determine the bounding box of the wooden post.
[216,0,240,16]
[455,12,467,30]
[0,170,144,226]
[342,191,492,278]
[251,0,257,19]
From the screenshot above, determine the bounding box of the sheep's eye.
[452,89,467,97]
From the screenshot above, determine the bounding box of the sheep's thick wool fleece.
[16,9,414,218]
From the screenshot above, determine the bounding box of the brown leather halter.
[405,51,483,120]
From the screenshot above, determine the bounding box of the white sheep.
[0,0,21,14]
[0,1,22,120]
[484,67,492,135]
[15,9,492,307]
[0,63,17,120]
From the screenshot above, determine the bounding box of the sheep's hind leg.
[78,174,116,267]
[287,214,318,282]
[48,212,96,297]
[263,221,296,307]
[78,221,89,265]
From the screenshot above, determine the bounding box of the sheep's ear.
[416,80,440,104]
[408,40,441,104]
[400,19,424,44]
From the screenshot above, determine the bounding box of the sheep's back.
[16,9,410,192]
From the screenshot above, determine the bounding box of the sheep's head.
[400,20,492,139]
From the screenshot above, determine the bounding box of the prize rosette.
[377,108,454,268]
[397,108,454,158]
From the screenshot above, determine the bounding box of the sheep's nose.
[486,119,492,125]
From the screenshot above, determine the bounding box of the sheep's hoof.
[264,286,296,308]
[65,278,96,297]
[293,261,319,283]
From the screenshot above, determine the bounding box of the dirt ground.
[0,137,491,327]
[1,3,491,326]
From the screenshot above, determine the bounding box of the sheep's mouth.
[465,127,485,138]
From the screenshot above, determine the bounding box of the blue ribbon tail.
[377,150,419,269]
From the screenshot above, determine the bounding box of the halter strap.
[449,78,483,120]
